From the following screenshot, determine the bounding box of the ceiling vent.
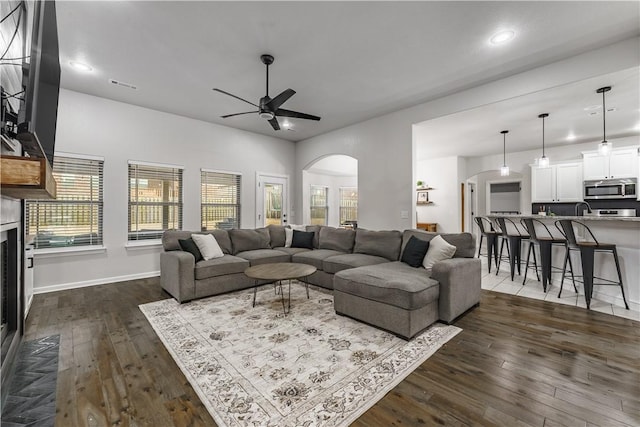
[108,79,137,90]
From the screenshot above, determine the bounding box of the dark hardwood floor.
[23,278,640,427]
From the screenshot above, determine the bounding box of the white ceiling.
[415,66,640,160]
[56,2,640,142]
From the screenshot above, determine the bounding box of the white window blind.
[201,170,241,230]
[339,187,358,227]
[26,156,104,249]
[310,185,328,226]
[128,162,183,240]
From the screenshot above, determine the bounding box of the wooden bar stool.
[474,216,499,273]
[495,217,529,281]
[556,219,629,310]
[520,218,573,292]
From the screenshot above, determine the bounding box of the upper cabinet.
[583,147,639,180]
[531,162,583,203]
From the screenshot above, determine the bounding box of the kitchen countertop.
[486,214,640,222]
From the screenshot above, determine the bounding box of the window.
[310,185,328,225]
[26,155,104,249]
[128,162,183,240]
[339,187,358,226]
[201,170,241,230]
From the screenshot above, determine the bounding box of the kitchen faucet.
[575,201,592,216]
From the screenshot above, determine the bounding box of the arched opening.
[302,155,358,228]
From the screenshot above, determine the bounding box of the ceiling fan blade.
[275,108,321,121]
[266,88,296,111]
[213,88,259,107]
[268,117,280,131]
[221,111,258,118]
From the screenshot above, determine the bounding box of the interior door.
[256,174,288,227]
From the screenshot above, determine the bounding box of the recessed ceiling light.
[566,133,577,141]
[282,121,292,129]
[69,61,92,72]
[489,30,515,45]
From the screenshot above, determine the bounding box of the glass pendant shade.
[538,113,550,168]
[500,130,509,176]
[597,86,612,156]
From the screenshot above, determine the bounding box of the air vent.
[108,79,137,90]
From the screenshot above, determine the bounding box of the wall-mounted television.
[17,0,60,167]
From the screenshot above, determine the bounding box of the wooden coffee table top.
[244,262,317,281]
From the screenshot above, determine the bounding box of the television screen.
[17,0,60,167]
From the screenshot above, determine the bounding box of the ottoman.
[333,261,440,340]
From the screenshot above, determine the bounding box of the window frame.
[127,160,184,241]
[309,185,329,226]
[339,186,358,226]
[200,168,242,231]
[26,153,105,250]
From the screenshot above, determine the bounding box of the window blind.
[339,187,358,226]
[201,170,241,230]
[26,156,104,249]
[128,162,183,240]
[310,185,328,226]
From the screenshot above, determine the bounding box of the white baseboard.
[33,271,160,295]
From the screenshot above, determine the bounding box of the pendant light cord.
[542,116,545,157]
[503,133,506,166]
[602,89,606,142]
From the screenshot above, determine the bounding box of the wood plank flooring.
[23,278,640,427]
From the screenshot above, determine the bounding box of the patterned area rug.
[140,283,461,427]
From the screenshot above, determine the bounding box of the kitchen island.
[486,214,640,309]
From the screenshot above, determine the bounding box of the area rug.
[139,283,461,427]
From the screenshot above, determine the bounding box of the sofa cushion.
[267,225,286,248]
[292,249,345,270]
[235,249,290,266]
[194,255,249,280]
[163,230,232,254]
[319,227,356,253]
[334,262,440,310]
[291,230,314,249]
[400,236,430,267]
[401,230,475,258]
[178,238,203,262]
[322,253,389,274]
[353,229,402,261]
[273,247,312,256]
[229,229,271,254]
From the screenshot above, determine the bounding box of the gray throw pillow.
[319,227,356,253]
[228,229,271,254]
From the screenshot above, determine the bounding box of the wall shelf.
[1,155,57,199]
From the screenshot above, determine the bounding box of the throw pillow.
[291,230,314,249]
[178,238,203,262]
[191,233,224,260]
[400,236,430,267]
[422,235,456,270]
[284,227,294,248]
[288,224,307,231]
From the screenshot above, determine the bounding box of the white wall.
[302,171,357,226]
[416,156,461,233]
[32,89,295,292]
[294,37,639,231]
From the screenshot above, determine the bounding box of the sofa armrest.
[431,257,481,323]
[160,251,196,303]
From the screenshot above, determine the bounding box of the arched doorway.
[302,155,358,227]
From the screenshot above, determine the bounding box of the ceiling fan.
[213,54,321,131]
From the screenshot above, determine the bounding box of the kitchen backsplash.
[531,200,640,216]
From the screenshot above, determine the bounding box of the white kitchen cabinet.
[583,147,639,180]
[531,162,583,203]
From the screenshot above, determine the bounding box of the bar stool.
[520,218,573,292]
[495,217,529,280]
[556,219,629,310]
[474,216,500,272]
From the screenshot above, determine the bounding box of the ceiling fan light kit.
[500,130,510,176]
[596,86,612,156]
[537,113,550,168]
[213,54,321,131]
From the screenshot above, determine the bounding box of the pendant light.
[538,113,550,168]
[500,130,510,176]
[597,86,612,156]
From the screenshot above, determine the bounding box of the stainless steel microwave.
[584,178,637,200]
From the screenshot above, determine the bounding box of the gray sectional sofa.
[160,225,481,339]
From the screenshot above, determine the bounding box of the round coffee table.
[244,263,317,315]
